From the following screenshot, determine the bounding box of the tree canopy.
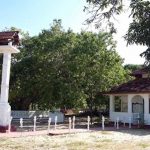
[8,20,128,111]
[85,0,150,64]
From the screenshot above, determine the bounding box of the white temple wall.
[109,94,150,125]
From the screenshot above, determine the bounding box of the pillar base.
[0,125,16,133]
[0,102,11,126]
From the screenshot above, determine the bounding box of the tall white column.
[141,94,149,124]
[128,95,132,115]
[142,94,149,114]
[110,95,114,113]
[128,94,134,124]
[0,53,11,126]
[1,53,11,102]
[109,95,114,120]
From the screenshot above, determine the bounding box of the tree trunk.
[11,98,31,110]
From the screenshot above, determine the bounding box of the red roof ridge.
[105,78,150,94]
[0,31,19,46]
[131,67,150,76]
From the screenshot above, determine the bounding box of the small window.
[121,96,128,112]
[114,96,121,112]
[114,96,128,112]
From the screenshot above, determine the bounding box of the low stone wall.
[11,111,64,123]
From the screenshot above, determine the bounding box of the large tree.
[71,31,127,121]
[9,20,128,111]
[85,0,150,63]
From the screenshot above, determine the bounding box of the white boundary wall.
[11,111,64,123]
[110,112,131,123]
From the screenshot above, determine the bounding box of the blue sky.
[0,0,146,64]
[0,0,86,35]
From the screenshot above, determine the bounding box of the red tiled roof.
[106,78,150,94]
[131,67,150,76]
[0,31,19,46]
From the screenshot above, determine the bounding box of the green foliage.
[123,64,142,80]
[85,0,124,33]
[8,20,128,110]
[125,1,150,65]
[124,64,142,72]
[85,0,150,64]
[125,1,150,46]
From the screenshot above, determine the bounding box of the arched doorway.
[132,95,144,113]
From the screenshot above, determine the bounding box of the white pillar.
[109,95,113,120]
[141,94,149,124]
[33,116,36,132]
[142,94,149,114]
[102,116,105,130]
[69,117,71,132]
[1,53,11,103]
[116,117,119,129]
[109,95,114,113]
[0,53,11,126]
[54,116,57,130]
[87,116,90,131]
[72,116,75,129]
[129,117,131,128]
[128,95,132,116]
[47,117,51,133]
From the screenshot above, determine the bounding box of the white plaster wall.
[110,112,131,123]
[49,112,64,123]
[109,94,131,123]
[11,111,64,123]
[144,114,150,124]
[109,94,150,124]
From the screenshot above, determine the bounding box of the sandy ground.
[1,129,150,150]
